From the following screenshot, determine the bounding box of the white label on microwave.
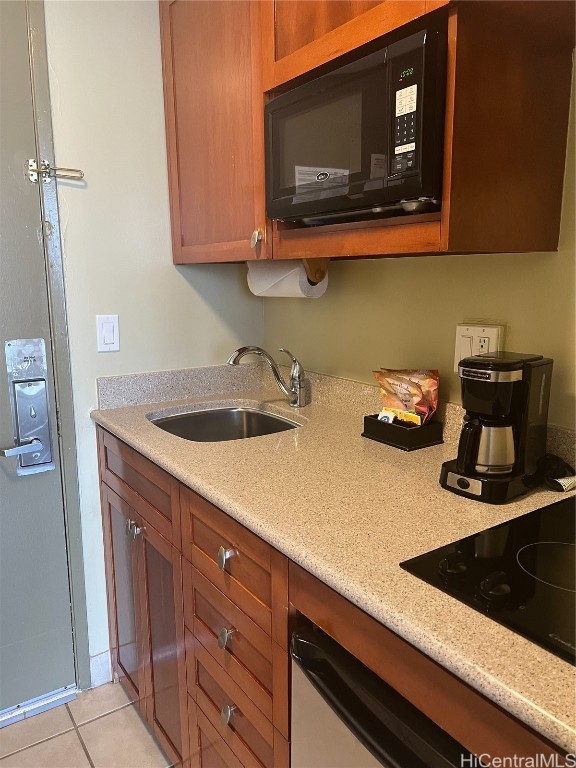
[394,142,416,155]
[370,154,387,179]
[395,84,417,116]
[293,166,349,203]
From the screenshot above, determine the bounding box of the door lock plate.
[4,339,54,475]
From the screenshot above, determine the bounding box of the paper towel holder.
[303,258,329,285]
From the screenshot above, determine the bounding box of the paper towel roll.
[247,260,328,298]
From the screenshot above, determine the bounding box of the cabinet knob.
[220,704,237,727]
[217,546,236,571]
[217,627,235,649]
[250,229,262,249]
[126,519,134,536]
[132,525,145,540]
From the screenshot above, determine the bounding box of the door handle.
[0,439,43,458]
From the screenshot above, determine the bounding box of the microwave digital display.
[264,17,447,226]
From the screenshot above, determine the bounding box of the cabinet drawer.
[186,629,272,724]
[182,487,271,633]
[190,698,244,768]
[183,561,273,695]
[98,428,181,547]
[191,640,274,768]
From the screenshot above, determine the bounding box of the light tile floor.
[0,683,171,768]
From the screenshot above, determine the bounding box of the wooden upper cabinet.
[271,1,575,260]
[261,0,447,90]
[160,0,266,264]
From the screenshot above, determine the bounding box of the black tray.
[361,414,443,451]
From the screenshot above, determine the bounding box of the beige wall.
[44,1,263,666]
[264,81,575,430]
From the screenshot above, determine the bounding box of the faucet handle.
[279,348,303,381]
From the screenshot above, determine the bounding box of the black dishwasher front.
[291,623,472,768]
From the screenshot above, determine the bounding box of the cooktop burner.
[401,497,576,665]
[516,542,575,592]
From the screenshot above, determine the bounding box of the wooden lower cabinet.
[101,485,148,717]
[141,523,188,765]
[99,428,564,768]
[100,481,188,766]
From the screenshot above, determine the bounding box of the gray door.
[0,0,76,714]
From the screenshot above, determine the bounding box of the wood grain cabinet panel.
[98,428,188,767]
[261,0,431,89]
[274,0,383,60]
[160,0,266,264]
[183,561,274,696]
[191,640,275,768]
[190,700,246,768]
[98,428,181,548]
[181,486,288,643]
[140,524,189,766]
[100,485,148,719]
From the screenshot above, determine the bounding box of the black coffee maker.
[440,352,553,504]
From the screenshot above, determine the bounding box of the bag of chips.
[373,369,439,425]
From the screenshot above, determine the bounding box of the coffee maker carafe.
[440,352,553,504]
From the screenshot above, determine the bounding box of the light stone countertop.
[91,368,576,754]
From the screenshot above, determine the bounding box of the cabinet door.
[140,523,189,766]
[262,0,438,90]
[101,486,147,716]
[160,0,265,264]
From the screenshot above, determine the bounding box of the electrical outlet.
[454,324,504,372]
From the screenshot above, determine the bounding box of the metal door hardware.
[28,159,84,184]
[4,339,54,475]
[0,439,43,458]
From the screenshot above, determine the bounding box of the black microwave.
[264,18,447,226]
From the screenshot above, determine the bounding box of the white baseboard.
[89,650,112,688]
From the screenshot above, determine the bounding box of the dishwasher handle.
[291,626,470,768]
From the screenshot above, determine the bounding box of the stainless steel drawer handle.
[217,627,235,650]
[220,704,237,727]
[0,439,43,458]
[217,546,236,571]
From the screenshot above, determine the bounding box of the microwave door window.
[277,89,363,202]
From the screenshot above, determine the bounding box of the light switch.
[96,315,119,352]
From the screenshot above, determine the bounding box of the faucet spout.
[226,346,311,407]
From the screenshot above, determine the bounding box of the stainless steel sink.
[150,407,299,442]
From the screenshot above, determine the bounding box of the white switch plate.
[96,314,119,352]
[454,323,503,372]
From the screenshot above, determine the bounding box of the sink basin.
[150,407,299,442]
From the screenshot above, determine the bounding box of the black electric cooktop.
[401,497,576,665]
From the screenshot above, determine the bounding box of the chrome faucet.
[227,346,311,408]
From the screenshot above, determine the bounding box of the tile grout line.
[69,700,133,728]
[65,704,95,768]
[0,726,75,761]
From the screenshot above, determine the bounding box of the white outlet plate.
[454,323,504,372]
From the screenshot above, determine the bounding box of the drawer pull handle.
[220,704,237,727]
[217,627,235,649]
[217,546,236,571]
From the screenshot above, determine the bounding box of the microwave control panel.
[389,49,423,178]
